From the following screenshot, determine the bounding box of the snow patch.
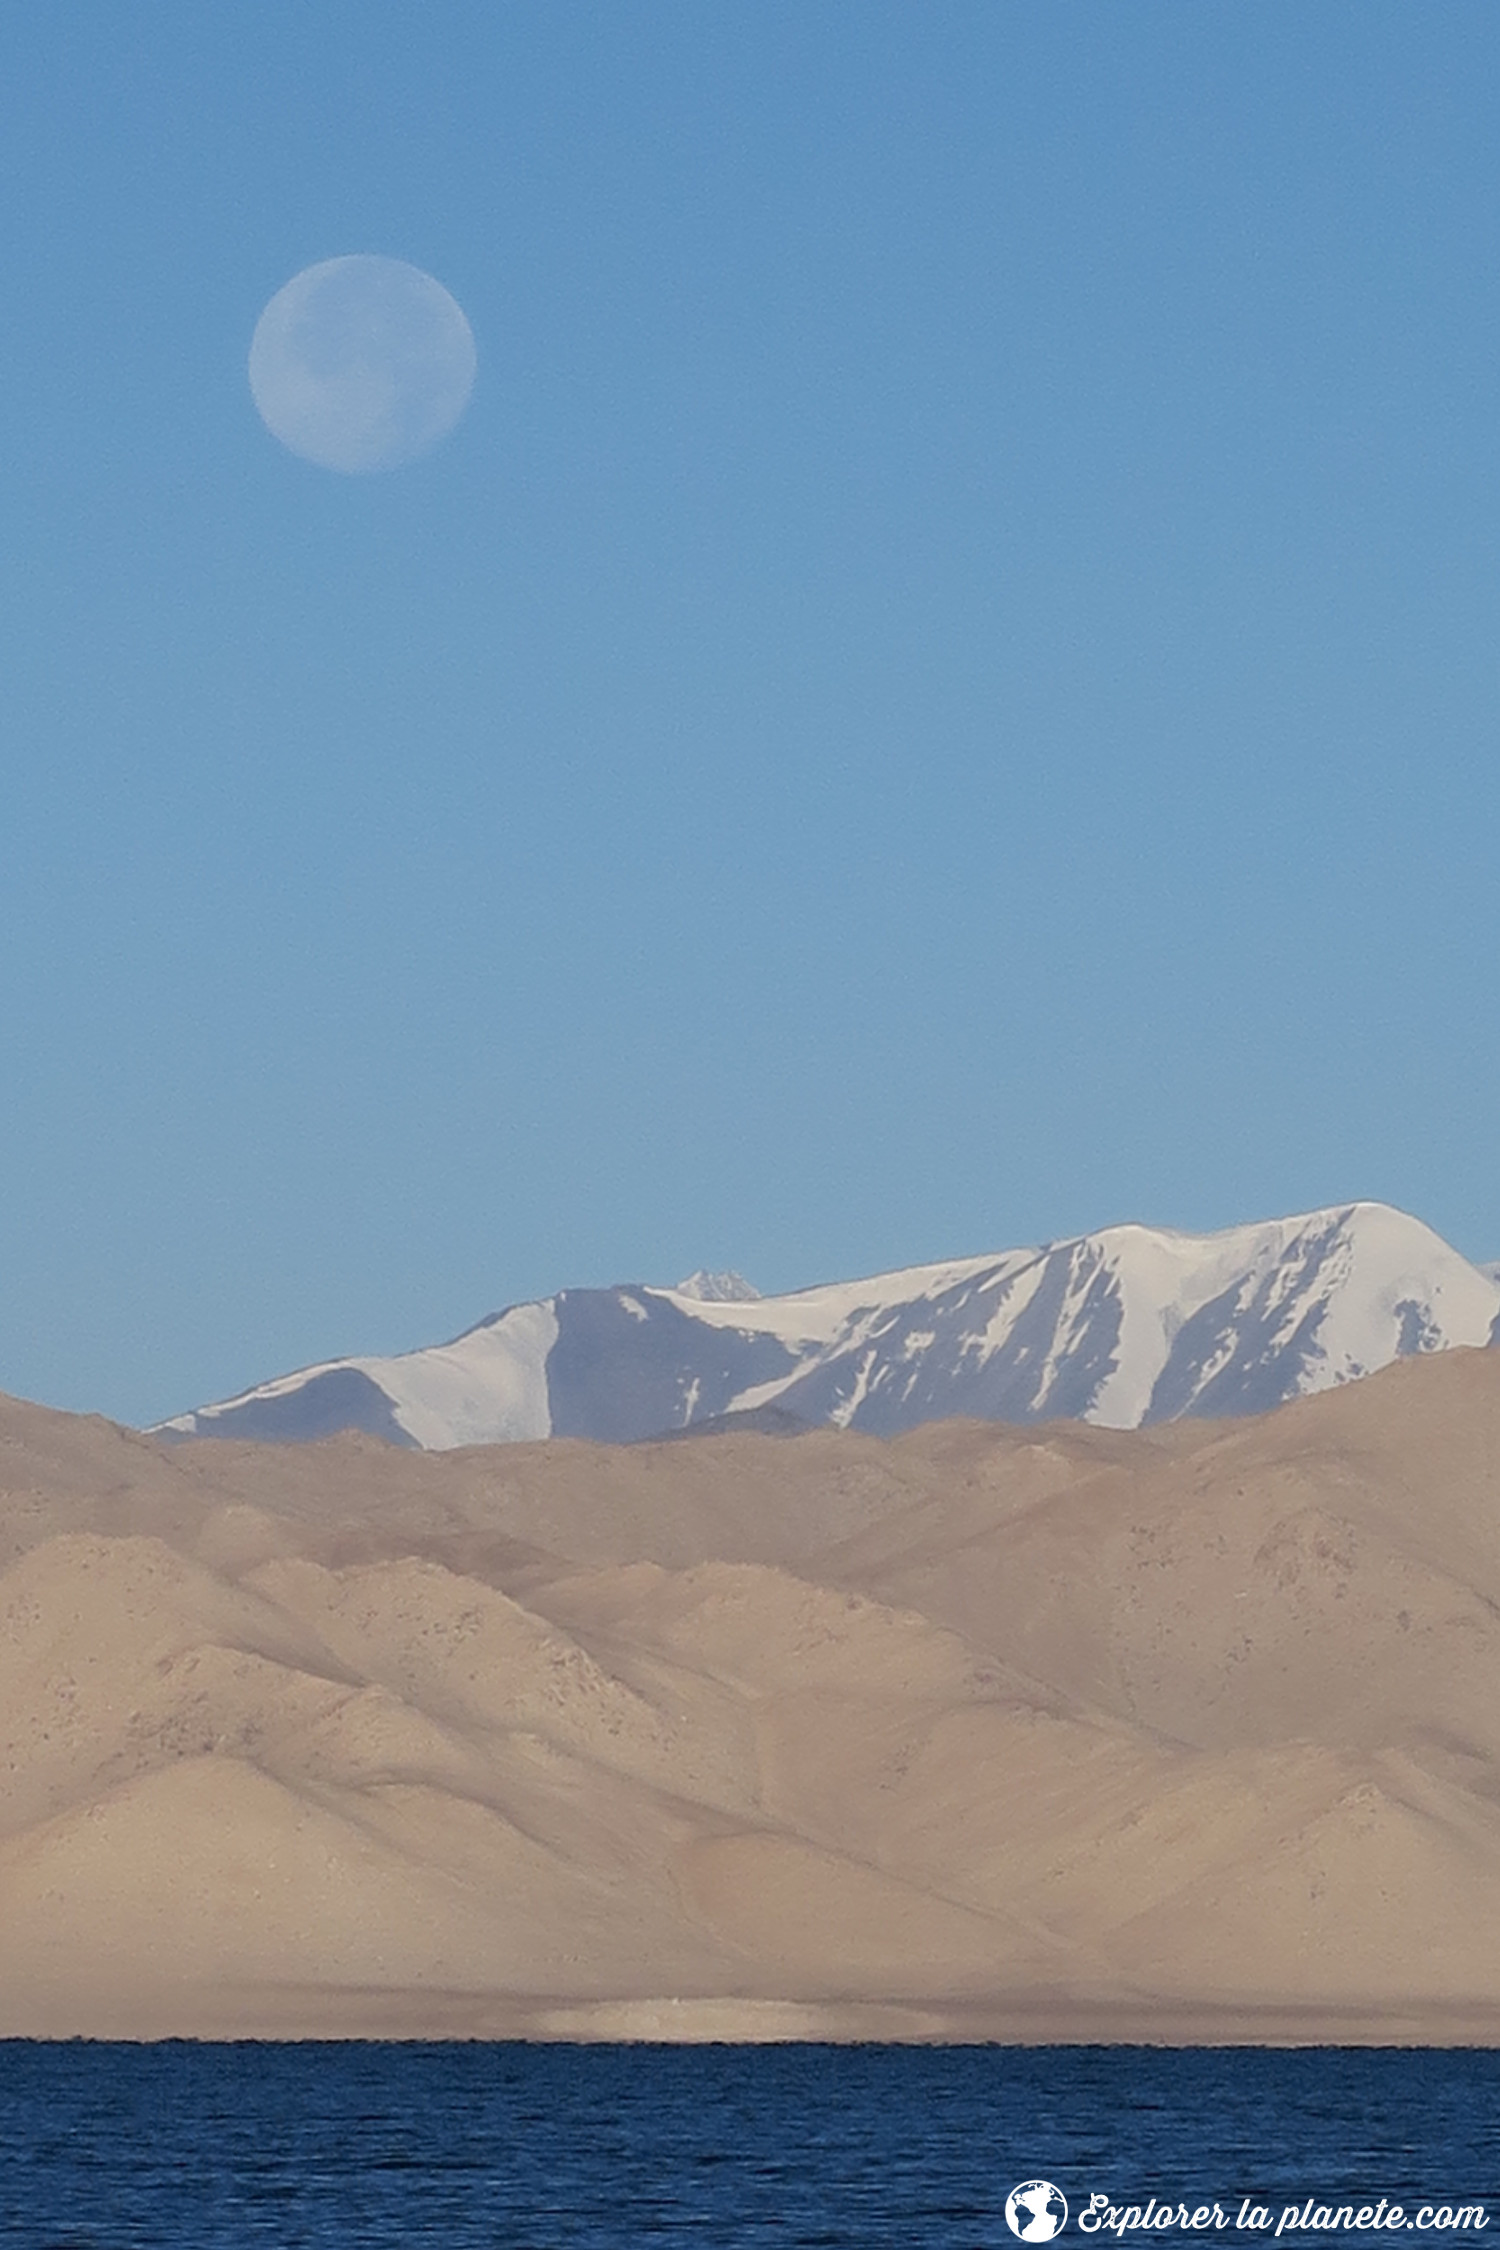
[674,1269,762,1303]
[360,1300,559,1449]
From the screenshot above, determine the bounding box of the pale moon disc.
[249,255,477,473]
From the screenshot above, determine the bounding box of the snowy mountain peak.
[157,1201,1500,1453]
[673,1270,762,1304]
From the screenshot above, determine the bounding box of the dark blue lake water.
[0,2043,1493,2249]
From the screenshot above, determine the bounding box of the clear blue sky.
[4,3,1499,1425]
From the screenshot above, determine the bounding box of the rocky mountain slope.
[158,1202,1500,1449]
[6,1346,1500,2039]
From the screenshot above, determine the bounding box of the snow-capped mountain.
[155,1203,1500,1452]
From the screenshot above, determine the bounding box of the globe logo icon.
[1006,2180,1068,2241]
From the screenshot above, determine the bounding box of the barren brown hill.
[2,1349,1498,2041]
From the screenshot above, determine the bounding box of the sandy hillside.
[2,1352,1499,2041]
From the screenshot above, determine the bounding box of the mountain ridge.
[157,1200,1500,1452]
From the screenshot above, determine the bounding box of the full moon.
[249,255,477,474]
